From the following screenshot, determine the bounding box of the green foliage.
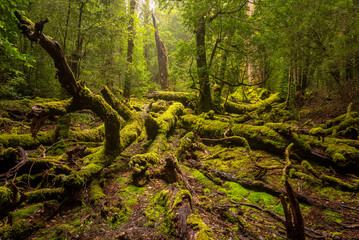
[0,0,35,99]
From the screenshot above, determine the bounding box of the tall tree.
[124,0,136,99]
[160,0,249,112]
[69,0,87,79]
[152,13,170,90]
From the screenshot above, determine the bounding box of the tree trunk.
[63,0,71,54]
[143,0,150,69]
[195,16,215,113]
[124,0,136,99]
[152,13,170,90]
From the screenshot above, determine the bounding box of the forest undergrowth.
[0,88,358,240]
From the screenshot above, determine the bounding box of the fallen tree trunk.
[129,102,184,185]
[16,12,122,157]
[144,91,196,108]
[180,114,287,155]
[181,114,359,172]
[224,93,281,114]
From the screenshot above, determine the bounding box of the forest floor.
[0,92,359,240]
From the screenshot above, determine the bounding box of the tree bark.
[152,13,170,90]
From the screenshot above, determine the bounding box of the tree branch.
[209,0,248,23]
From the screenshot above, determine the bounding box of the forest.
[0,0,359,239]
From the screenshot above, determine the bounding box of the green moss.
[223,181,249,202]
[204,110,215,119]
[232,124,286,153]
[0,131,54,148]
[309,127,325,136]
[247,191,277,207]
[0,186,13,207]
[181,114,287,153]
[108,206,131,226]
[186,214,215,240]
[25,188,64,203]
[119,112,145,151]
[156,102,184,134]
[332,153,346,164]
[176,132,195,160]
[172,189,192,209]
[144,190,171,234]
[69,125,104,142]
[265,122,293,135]
[290,169,317,184]
[190,168,216,189]
[0,219,32,240]
[320,174,357,191]
[129,152,159,174]
[145,91,196,106]
[89,180,106,205]
[11,203,43,222]
[323,210,343,223]
[118,185,146,206]
[325,143,359,167]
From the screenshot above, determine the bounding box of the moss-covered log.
[0,125,103,150]
[0,131,54,149]
[144,91,196,107]
[26,99,74,120]
[224,93,280,114]
[181,114,287,154]
[129,103,184,185]
[182,114,359,171]
[101,86,132,121]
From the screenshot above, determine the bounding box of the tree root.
[0,147,29,181]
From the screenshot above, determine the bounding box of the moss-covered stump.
[158,185,215,240]
[129,153,159,186]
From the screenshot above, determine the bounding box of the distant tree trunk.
[286,67,292,106]
[69,0,86,79]
[195,16,215,113]
[152,13,170,90]
[143,0,150,69]
[124,0,136,99]
[213,47,229,106]
[63,0,71,54]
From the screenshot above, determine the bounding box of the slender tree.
[152,13,170,90]
[124,0,136,99]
